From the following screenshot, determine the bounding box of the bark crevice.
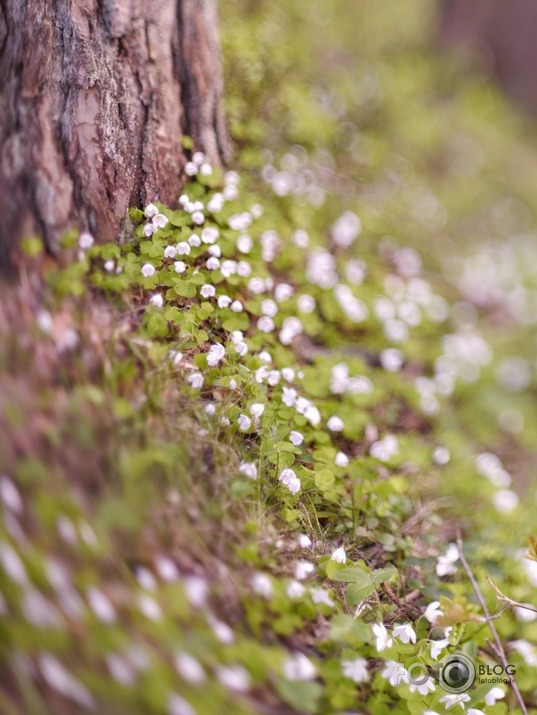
[0,0,231,270]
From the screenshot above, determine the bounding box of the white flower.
[143,222,158,237]
[201,227,219,244]
[164,245,177,259]
[149,294,164,308]
[250,403,265,419]
[310,588,334,608]
[239,461,257,480]
[221,260,237,278]
[282,387,298,407]
[237,414,252,431]
[78,232,94,249]
[327,416,344,432]
[393,623,416,645]
[295,560,315,580]
[430,638,449,660]
[176,241,191,255]
[207,343,225,367]
[484,687,505,706]
[372,623,393,652]
[174,261,187,274]
[279,468,297,486]
[275,283,294,302]
[381,661,407,686]
[251,572,273,598]
[0,476,22,514]
[281,367,295,382]
[186,373,204,389]
[370,435,399,461]
[141,263,156,278]
[292,229,309,247]
[436,543,459,577]
[174,652,205,685]
[153,213,168,228]
[216,665,250,692]
[248,277,267,294]
[230,300,243,313]
[188,234,201,247]
[183,576,208,608]
[184,161,198,176]
[409,676,435,696]
[200,284,216,299]
[235,341,248,356]
[208,615,235,644]
[493,489,519,514]
[433,446,451,465]
[260,299,278,317]
[255,316,273,334]
[138,593,162,621]
[236,261,251,277]
[283,653,316,681]
[192,211,205,225]
[286,580,306,598]
[297,533,311,548]
[192,151,205,165]
[217,295,232,308]
[331,211,362,247]
[297,294,316,313]
[424,600,443,624]
[87,587,116,623]
[289,431,304,446]
[200,163,212,176]
[439,693,470,710]
[467,710,485,715]
[330,546,347,564]
[335,452,349,467]
[206,256,220,270]
[342,658,369,683]
[236,234,253,253]
[39,653,95,709]
[144,203,159,217]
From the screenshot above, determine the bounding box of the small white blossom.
[201,227,219,244]
[164,245,177,259]
[250,403,265,419]
[192,211,205,225]
[393,623,416,645]
[237,414,252,431]
[439,693,471,710]
[342,658,369,683]
[174,652,205,684]
[256,316,274,333]
[436,543,459,577]
[216,665,250,692]
[289,430,304,446]
[144,203,159,217]
[251,572,273,599]
[176,241,191,255]
[260,299,278,317]
[294,560,315,580]
[430,638,449,660]
[200,284,216,299]
[327,416,344,432]
[409,676,435,696]
[381,661,407,686]
[236,234,253,253]
[286,580,306,598]
[239,461,257,480]
[149,294,164,308]
[310,588,335,608]
[174,261,187,274]
[372,622,393,652]
[230,300,243,313]
[206,257,220,270]
[78,232,94,249]
[335,452,349,467]
[330,546,347,564]
[424,601,443,624]
[484,687,505,706]
[283,653,316,681]
[297,533,311,548]
[153,213,168,228]
[141,263,156,278]
[186,373,204,389]
[184,161,198,176]
[188,234,201,247]
[217,295,232,308]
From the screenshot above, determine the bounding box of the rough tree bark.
[0,0,231,269]
[441,0,537,115]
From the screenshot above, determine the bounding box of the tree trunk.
[0,0,230,269]
[441,0,537,115]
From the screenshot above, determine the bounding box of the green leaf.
[275,679,322,713]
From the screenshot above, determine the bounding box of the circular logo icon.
[438,653,476,693]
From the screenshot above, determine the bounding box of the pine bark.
[0,0,230,268]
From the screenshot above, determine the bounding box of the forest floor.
[2,1,537,714]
